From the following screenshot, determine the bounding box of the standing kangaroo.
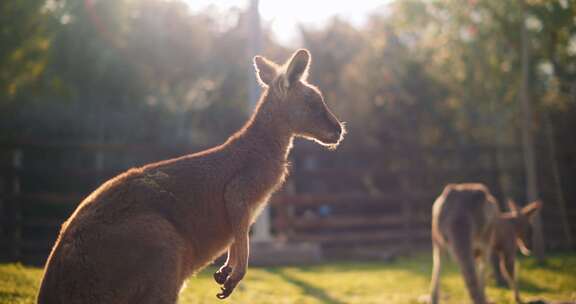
[429,183,541,304]
[37,49,344,303]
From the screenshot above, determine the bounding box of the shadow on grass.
[517,278,552,293]
[524,300,576,304]
[522,257,576,279]
[285,255,434,277]
[489,277,550,294]
[265,268,345,304]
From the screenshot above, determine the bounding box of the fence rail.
[0,140,574,264]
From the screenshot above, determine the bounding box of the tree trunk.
[518,0,545,262]
[544,113,572,249]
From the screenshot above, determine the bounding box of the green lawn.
[1,253,575,304]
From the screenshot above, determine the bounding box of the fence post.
[400,177,413,252]
[490,146,505,204]
[403,198,413,252]
[0,159,5,249]
[10,149,23,261]
[94,148,105,184]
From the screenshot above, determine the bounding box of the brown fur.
[429,183,542,304]
[37,49,344,303]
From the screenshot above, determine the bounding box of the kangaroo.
[429,183,541,304]
[37,49,345,303]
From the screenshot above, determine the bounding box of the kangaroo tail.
[449,218,486,304]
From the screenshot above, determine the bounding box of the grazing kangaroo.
[37,49,344,303]
[429,183,541,304]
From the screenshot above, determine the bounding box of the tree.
[0,0,55,105]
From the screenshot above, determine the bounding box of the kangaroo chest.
[223,157,289,226]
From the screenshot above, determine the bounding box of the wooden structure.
[0,140,574,264]
[271,142,575,258]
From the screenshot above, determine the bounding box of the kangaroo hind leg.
[430,240,443,304]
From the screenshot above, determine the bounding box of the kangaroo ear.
[522,200,542,220]
[507,199,520,214]
[254,55,279,87]
[283,49,310,88]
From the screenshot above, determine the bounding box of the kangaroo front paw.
[216,276,240,300]
[214,266,232,285]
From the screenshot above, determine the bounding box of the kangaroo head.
[253,49,344,148]
[504,200,543,256]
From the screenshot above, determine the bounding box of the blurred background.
[0,0,575,264]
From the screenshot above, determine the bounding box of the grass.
[1,253,575,303]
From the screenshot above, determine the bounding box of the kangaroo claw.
[214,266,232,285]
[216,277,239,300]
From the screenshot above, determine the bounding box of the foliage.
[0,0,55,103]
[1,0,574,149]
[2,254,576,303]
[294,0,575,204]
[0,0,286,146]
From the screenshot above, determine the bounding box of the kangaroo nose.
[330,122,343,142]
[324,110,344,144]
[334,123,342,137]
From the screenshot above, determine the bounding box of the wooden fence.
[0,140,574,264]
[0,141,191,263]
[269,142,575,258]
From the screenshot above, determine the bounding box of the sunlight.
[181,0,390,45]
